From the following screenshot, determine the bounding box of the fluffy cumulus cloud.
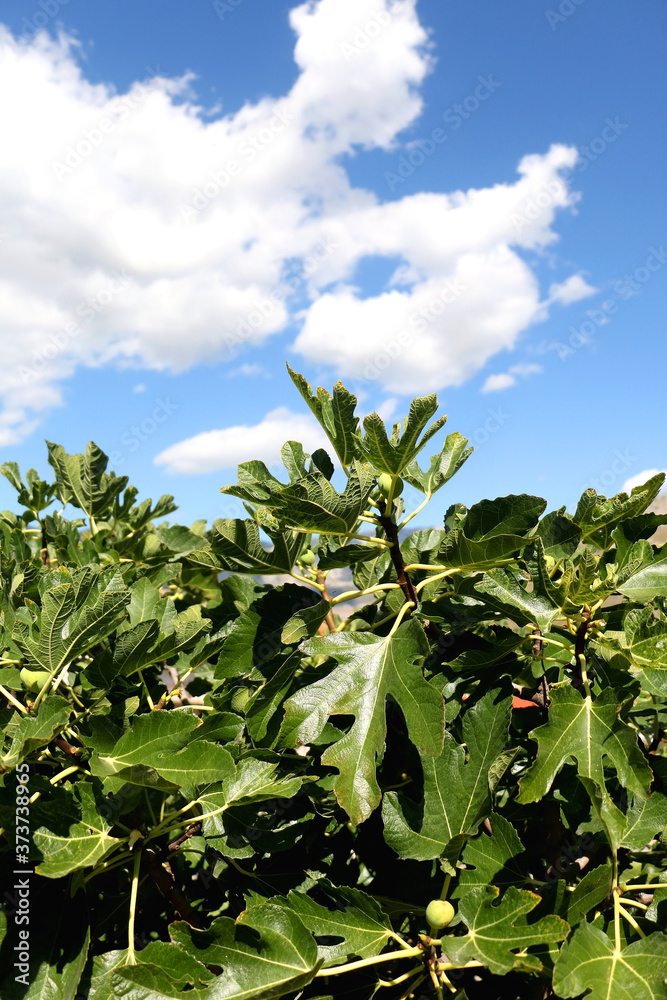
[154,407,327,474]
[0,0,590,449]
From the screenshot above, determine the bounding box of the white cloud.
[622,469,667,494]
[547,274,597,306]
[481,373,517,393]
[153,406,327,474]
[227,363,266,378]
[0,0,582,443]
[481,362,542,393]
[509,363,543,377]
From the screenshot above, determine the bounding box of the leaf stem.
[527,634,572,652]
[440,872,452,901]
[31,666,62,713]
[50,765,81,784]
[144,800,200,842]
[84,851,134,883]
[125,850,142,965]
[397,974,426,999]
[388,602,415,637]
[0,684,27,714]
[398,493,432,531]
[617,901,646,938]
[314,570,338,632]
[315,946,422,976]
[415,570,456,594]
[136,669,155,710]
[577,654,592,698]
[331,583,401,606]
[378,965,423,987]
[403,564,450,572]
[290,571,325,591]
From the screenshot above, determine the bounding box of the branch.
[377,501,418,606]
[168,822,202,853]
[316,570,337,632]
[143,847,207,928]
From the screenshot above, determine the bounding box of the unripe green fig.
[20,668,52,693]
[300,548,316,566]
[230,687,251,713]
[377,473,403,498]
[425,898,455,930]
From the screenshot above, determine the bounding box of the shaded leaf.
[382,683,512,861]
[563,862,613,926]
[474,567,560,632]
[166,899,321,999]
[205,518,302,575]
[436,529,529,571]
[34,781,120,877]
[451,814,527,899]
[280,620,444,824]
[284,880,393,967]
[1,696,71,769]
[0,883,90,1000]
[281,599,331,644]
[463,495,546,540]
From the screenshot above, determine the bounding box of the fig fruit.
[377,474,403,498]
[20,668,52,694]
[300,548,316,566]
[231,687,251,713]
[425,898,455,930]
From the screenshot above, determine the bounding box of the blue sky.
[0,0,665,529]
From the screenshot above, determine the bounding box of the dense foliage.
[1,365,667,1000]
